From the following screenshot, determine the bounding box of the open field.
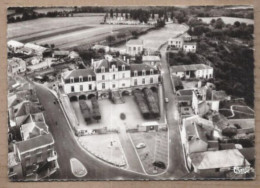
[34,7,74,14]
[116,23,189,50]
[71,95,158,131]
[198,16,254,25]
[8,16,149,50]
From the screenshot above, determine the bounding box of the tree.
[125,13,129,19]
[152,11,155,19]
[210,19,216,25]
[115,8,119,17]
[110,9,113,18]
[215,18,225,29]
[234,21,241,28]
[106,35,116,46]
[170,12,174,20]
[131,31,138,39]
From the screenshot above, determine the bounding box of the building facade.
[126,39,143,56]
[183,42,197,53]
[171,64,213,79]
[61,57,161,100]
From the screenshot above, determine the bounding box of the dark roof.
[16,133,54,154]
[208,141,219,149]
[95,58,130,70]
[63,68,95,79]
[177,89,194,96]
[13,101,43,118]
[219,143,236,150]
[177,95,192,101]
[238,148,255,162]
[130,63,156,72]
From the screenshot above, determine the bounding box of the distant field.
[8,16,149,50]
[198,16,254,25]
[8,16,104,39]
[34,7,74,14]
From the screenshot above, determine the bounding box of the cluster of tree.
[143,88,160,118]
[167,51,200,66]
[188,18,254,41]
[91,97,101,122]
[199,40,254,107]
[73,6,105,13]
[79,99,92,123]
[7,8,74,23]
[133,90,150,119]
[75,48,105,67]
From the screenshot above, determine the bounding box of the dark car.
[153,161,166,169]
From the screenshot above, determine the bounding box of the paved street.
[157,45,191,179]
[35,84,149,180]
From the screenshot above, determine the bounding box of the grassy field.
[198,16,254,25]
[34,7,74,14]
[8,16,149,50]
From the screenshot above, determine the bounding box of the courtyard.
[71,95,160,131]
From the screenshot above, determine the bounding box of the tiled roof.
[171,64,212,72]
[190,149,250,170]
[21,122,49,140]
[15,133,54,154]
[130,63,156,72]
[13,101,43,118]
[63,68,95,79]
[177,89,194,96]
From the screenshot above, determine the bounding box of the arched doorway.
[122,90,130,96]
[79,95,87,100]
[150,86,158,93]
[87,94,96,100]
[70,96,78,102]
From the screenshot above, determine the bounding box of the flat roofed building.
[8,40,24,51]
[171,64,213,79]
[190,149,250,174]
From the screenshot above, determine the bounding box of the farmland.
[198,16,254,25]
[8,16,149,50]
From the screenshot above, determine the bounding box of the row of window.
[128,46,142,51]
[70,77,157,92]
[71,84,93,92]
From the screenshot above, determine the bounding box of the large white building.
[126,39,144,56]
[168,33,197,53]
[61,57,160,99]
[171,64,213,79]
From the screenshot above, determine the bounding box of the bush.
[222,127,238,137]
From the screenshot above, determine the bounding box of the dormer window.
[142,70,146,76]
[134,71,138,77]
[70,77,74,83]
[101,66,105,73]
[112,64,116,72]
[122,65,125,71]
[79,76,83,82]
[88,75,92,81]
[150,69,154,75]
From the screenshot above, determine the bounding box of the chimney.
[25,102,30,115]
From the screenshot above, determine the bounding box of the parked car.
[153,161,166,169]
[165,98,169,103]
[136,143,146,149]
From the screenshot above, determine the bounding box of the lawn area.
[130,131,168,174]
[78,134,126,167]
[71,95,157,131]
[198,16,254,25]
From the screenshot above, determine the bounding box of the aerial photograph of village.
[6,6,255,181]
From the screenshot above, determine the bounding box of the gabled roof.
[8,40,24,48]
[190,149,250,170]
[15,133,54,154]
[171,64,212,72]
[13,101,43,118]
[95,58,129,70]
[177,89,194,96]
[63,68,95,79]
[21,122,49,140]
[130,63,156,72]
[24,43,47,53]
